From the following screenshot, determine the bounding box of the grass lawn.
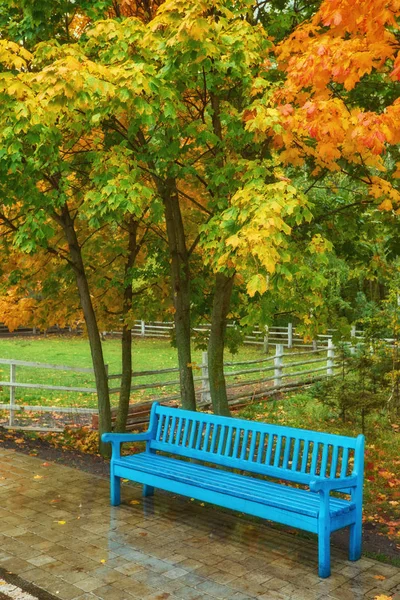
[0,335,326,410]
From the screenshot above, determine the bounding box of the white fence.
[0,343,339,430]
[120,321,363,349]
[109,340,338,408]
[0,359,103,430]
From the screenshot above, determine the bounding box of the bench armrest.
[102,431,153,458]
[309,476,359,493]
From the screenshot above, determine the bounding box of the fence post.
[287,323,293,349]
[141,320,145,337]
[263,326,269,354]
[312,340,318,351]
[274,344,283,388]
[201,351,211,404]
[9,363,16,427]
[350,325,356,355]
[327,339,334,376]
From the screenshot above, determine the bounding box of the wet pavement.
[0,448,399,600]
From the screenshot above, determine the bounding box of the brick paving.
[0,448,399,600]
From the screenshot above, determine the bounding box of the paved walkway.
[0,448,399,600]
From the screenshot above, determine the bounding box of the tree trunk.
[58,205,112,456]
[162,178,196,411]
[208,272,234,416]
[115,217,138,432]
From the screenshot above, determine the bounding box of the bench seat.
[115,453,356,519]
[103,402,364,578]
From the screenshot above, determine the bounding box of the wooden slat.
[168,416,177,444]
[341,447,349,477]
[320,444,329,478]
[202,422,211,452]
[265,433,274,466]
[310,442,319,476]
[291,438,300,471]
[301,440,310,473]
[330,445,339,478]
[282,437,292,470]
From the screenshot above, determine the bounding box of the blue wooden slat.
[224,426,234,457]
[195,422,205,451]
[188,419,197,449]
[233,428,241,459]
[168,416,177,444]
[182,418,190,447]
[273,436,283,468]
[257,432,266,463]
[320,444,329,478]
[310,442,319,476]
[301,440,310,472]
[291,438,300,471]
[217,425,226,455]
[248,430,258,462]
[202,422,211,452]
[161,414,170,443]
[175,417,183,445]
[210,423,219,453]
[265,433,274,465]
[330,445,339,478]
[156,413,164,441]
[282,437,292,469]
[341,447,349,477]
[240,430,249,460]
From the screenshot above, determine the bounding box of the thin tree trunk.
[208,90,235,416]
[115,217,138,432]
[162,178,196,411]
[58,205,112,456]
[137,128,196,412]
[208,272,234,416]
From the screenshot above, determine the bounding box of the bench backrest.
[149,403,364,486]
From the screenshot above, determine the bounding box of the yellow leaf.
[57,520,66,525]
[33,475,43,480]
[129,500,140,505]
[247,273,268,297]
[379,199,393,211]
[100,559,106,564]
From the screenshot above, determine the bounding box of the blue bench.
[102,402,364,578]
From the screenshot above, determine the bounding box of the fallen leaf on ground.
[33,475,43,480]
[374,575,386,580]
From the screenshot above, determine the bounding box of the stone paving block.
[0,448,399,600]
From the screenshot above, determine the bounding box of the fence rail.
[0,342,339,431]
[0,358,107,430]
[125,320,365,350]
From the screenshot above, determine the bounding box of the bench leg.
[111,475,121,506]
[318,521,331,578]
[349,518,362,561]
[143,485,154,497]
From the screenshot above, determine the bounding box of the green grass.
[0,336,325,411]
